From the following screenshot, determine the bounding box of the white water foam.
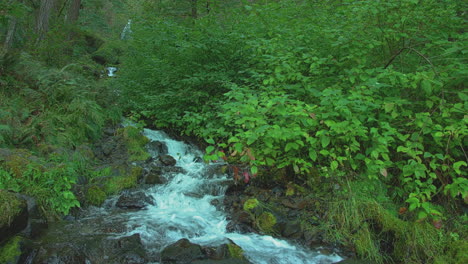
[122,128,343,264]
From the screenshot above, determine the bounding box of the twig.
[460,142,468,164]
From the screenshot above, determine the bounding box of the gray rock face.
[116,191,155,209]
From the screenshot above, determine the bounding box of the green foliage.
[0,53,120,148]
[119,0,466,222]
[92,40,127,65]
[121,0,467,258]
[0,154,80,216]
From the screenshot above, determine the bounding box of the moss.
[243,198,260,211]
[227,243,245,259]
[0,190,26,228]
[86,186,106,206]
[434,239,468,264]
[256,212,277,234]
[0,236,22,264]
[118,127,150,162]
[130,166,143,179]
[92,40,126,65]
[103,173,137,195]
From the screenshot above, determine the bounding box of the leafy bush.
[120,1,467,257]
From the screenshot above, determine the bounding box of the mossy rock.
[0,236,22,264]
[256,212,277,234]
[226,243,245,259]
[117,126,150,162]
[86,186,106,206]
[243,198,260,211]
[103,173,138,195]
[0,191,28,244]
[91,40,126,65]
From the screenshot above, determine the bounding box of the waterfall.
[121,19,132,40]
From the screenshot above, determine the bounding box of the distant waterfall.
[121,19,132,40]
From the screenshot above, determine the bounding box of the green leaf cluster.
[120,0,467,224]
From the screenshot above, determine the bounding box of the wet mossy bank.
[0,125,151,262]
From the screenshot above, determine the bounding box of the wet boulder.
[17,194,48,239]
[116,191,155,209]
[159,155,177,166]
[0,190,29,244]
[148,141,168,156]
[144,166,164,185]
[28,233,148,264]
[160,238,204,264]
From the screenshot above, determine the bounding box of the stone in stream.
[160,238,252,264]
[159,154,177,166]
[116,191,155,209]
[144,166,165,184]
[160,238,204,263]
[147,140,168,156]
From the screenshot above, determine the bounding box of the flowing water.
[119,129,343,264]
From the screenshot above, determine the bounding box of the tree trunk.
[190,0,197,18]
[67,0,81,24]
[4,17,18,51]
[36,0,55,41]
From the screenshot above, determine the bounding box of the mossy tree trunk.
[190,0,197,18]
[36,0,55,41]
[66,0,81,24]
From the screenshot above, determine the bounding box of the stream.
[121,129,342,263]
[24,128,343,264]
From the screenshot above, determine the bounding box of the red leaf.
[243,171,250,183]
[398,207,407,215]
[432,220,443,229]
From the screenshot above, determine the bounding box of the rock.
[282,221,303,239]
[160,238,204,264]
[16,194,48,239]
[160,155,177,166]
[0,190,29,244]
[144,166,164,184]
[116,191,154,209]
[103,128,116,136]
[148,141,168,156]
[102,141,117,156]
[196,241,252,264]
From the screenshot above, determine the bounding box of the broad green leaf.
[321,136,330,148]
[453,161,467,175]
